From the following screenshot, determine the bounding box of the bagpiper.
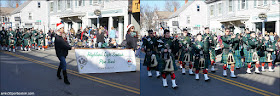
[241,28,251,68]
[0,27,7,50]
[233,33,243,69]
[245,31,261,74]
[15,29,23,51]
[37,30,46,51]
[203,27,217,72]
[193,33,210,81]
[142,30,161,77]
[157,29,178,88]
[31,27,38,49]
[259,33,276,72]
[23,29,32,51]
[178,28,194,75]
[8,27,16,52]
[221,29,237,77]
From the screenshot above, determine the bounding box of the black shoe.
[63,70,70,85]
[57,67,62,79]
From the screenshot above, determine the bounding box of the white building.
[206,0,280,35]
[168,0,208,35]
[0,7,15,29]
[48,0,139,44]
[10,0,49,33]
[153,11,173,36]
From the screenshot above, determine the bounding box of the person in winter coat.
[55,22,74,85]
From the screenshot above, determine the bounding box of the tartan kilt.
[234,50,242,68]
[243,48,249,59]
[221,53,228,64]
[245,51,253,63]
[210,49,216,61]
[259,56,267,63]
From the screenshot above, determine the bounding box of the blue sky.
[141,0,190,11]
[1,0,26,7]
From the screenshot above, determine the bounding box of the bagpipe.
[227,36,235,67]
[161,43,175,72]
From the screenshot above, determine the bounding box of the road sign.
[258,13,267,20]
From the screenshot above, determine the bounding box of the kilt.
[210,49,216,61]
[234,50,242,68]
[259,51,267,63]
[243,48,249,61]
[23,39,29,47]
[245,50,253,63]
[194,56,200,69]
[8,39,16,47]
[143,53,159,70]
[221,53,228,64]
[0,38,6,45]
[158,55,178,72]
[193,55,210,69]
[179,50,193,62]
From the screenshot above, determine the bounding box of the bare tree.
[164,1,173,12]
[164,0,181,12]
[5,0,22,8]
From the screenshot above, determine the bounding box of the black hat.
[183,28,187,31]
[205,27,209,30]
[250,31,255,34]
[148,29,153,33]
[164,29,170,34]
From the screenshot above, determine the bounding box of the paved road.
[140,51,280,96]
[0,47,140,96]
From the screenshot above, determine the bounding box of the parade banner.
[75,49,136,73]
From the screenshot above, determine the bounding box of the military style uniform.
[259,37,276,72]
[15,30,23,50]
[192,38,210,81]
[22,31,32,51]
[178,34,194,75]
[221,34,237,77]
[0,29,7,50]
[142,34,160,77]
[8,30,16,52]
[246,35,261,74]
[203,33,216,72]
[157,35,178,88]
[31,30,38,49]
[37,32,46,50]
[242,33,250,65]
[232,34,242,69]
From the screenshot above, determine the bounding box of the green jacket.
[221,35,233,49]
[232,36,240,50]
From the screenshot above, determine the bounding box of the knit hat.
[126,24,134,32]
[56,22,64,30]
